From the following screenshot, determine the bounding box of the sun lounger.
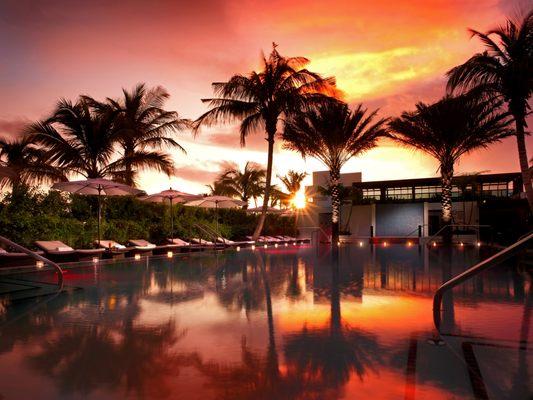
[216,237,254,247]
[164,238,203,253]
[35,240,105,262]
[96,240,130,259]
[126,239,157,257]
[0,248,46,268]
[190,238,216,246]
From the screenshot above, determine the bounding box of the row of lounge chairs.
[0,235,307,268]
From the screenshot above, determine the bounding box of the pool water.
[0,245,530,399]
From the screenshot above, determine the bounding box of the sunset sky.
[0,0,531,194]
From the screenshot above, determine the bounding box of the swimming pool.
[0,244,530,399]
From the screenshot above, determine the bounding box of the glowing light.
[36,261,44,269]
[264,244,268,249]
[459,242,464,247]
[275,243,278,248]
[359,241,364,247]
[407,241,412,247]
[293,242,297,246]
[284,243,288,247]
[432,241,437,247]
[337,241,341,246]
[92,257,99,263]
[476,241,481,247]
[134,253,141,260]
[251,245,256,250]
[383,241,388,247]
[167,251,173,258]
[236,246,240,251]
[291,191,307,209]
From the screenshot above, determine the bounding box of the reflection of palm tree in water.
[284,247,383,389]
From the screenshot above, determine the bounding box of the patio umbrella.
[246,206,282,214]
[141,188,201,240]
[52,178,143,244]
[185,195,246,233]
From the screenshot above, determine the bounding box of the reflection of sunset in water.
[0,245,530,399]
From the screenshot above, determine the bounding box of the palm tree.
[0,135,66,190]
[28,98,121,179]
[389,93,513,242]
[282,101,388,244]
[278,170,307,208]
[195,43,338,240]
[98,83,190,187]
[447,10,533,210]
[214,161,266,208]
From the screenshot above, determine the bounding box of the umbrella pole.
[170,197,174,240]
[97,188,102,246]
[215,202,219,235]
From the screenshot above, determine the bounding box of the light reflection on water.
[0,245,530,399]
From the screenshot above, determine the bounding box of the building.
[297,171,524,242]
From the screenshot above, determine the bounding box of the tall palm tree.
[214,161,266,208]
[389,93,513,241]
[195,43,338,240]
[28,98,121,179]
[97,83,190,187]
[282,101,388,244]
[447,10,533,210]
[278,170,307,208]
[0,135,66,190]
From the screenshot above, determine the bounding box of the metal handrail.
[424,224,490,245]
[193,223,222,247]
[433,231,533,330]
[0,235,64,290]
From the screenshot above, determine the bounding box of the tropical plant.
[389,93,513,239]
[213,161,266,208]
[278,170,307,207]
[0,135,66,189]
[282,101,388,244]
[97,83,190,186]
[194,43,338,240]
[447,10,533,210]
[28,98,122,179]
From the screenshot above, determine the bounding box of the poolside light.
[134,253,141,260]
[407,241,412,247]
[383,241,388,247]
[275,243,278,248]
[359,241,364,247]
[167,251,173,258]
[264,244,268,249]
[236,246,241,251]
[337,241,340,246]
[251,245,256,250]
[432,241,437,247]
[476,241,481,247]
[284,243,288,247]
[36,260,44,269]
[92,257,99,263]
[459,242,464,247]
[293,242,297,246]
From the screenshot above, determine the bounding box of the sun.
[291,191,307,209]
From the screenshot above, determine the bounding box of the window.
[482,182,509,197]
[414,186,441,200]
[362,188,381,200]
[386,187,412,200]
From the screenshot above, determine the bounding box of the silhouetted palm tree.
[282,101,388,244]
[389,93,513,239]
[195,43,338,240]
[278,170,307,208]
[98,83,190,186]
[447,10,533,210]
[214,161,266,208]
[0,135,66,189]
[29,98,121,179]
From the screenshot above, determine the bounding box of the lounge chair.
[35,240,105,262]
[216,237,254,247]
[0,248,46,268]
[190,238,216,246]
[126,239,157,257]
[165,238,202,253]
[96,240,130,259]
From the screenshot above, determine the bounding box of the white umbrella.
[52,178,143,244]
[141,188,201,240]
[185,195,246,233]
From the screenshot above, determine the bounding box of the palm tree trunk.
[441,163,454,245]
[515,119,533,211]
[252,125,276,241]
[330,169,341,245]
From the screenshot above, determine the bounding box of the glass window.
[386,187,412,200]
[414,186,441,200]
[362,188,381,200]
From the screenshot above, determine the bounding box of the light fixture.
[407,241,412,247]
[383,241,388,247]
[92,257,99,263]
[293,242,297,246]
[337,241,340,246]
[476,241,481,247]
[284,243,288,247]
[167,251,173,258]
[274,243,278,248]
[459,242,464,247]
[236,246,241,251]
[251,245,256,250]
[432,241,437,247]
[359,241,364,247]
[36,261,44,269]
[134,253,141,260]
[264,244,268,249]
